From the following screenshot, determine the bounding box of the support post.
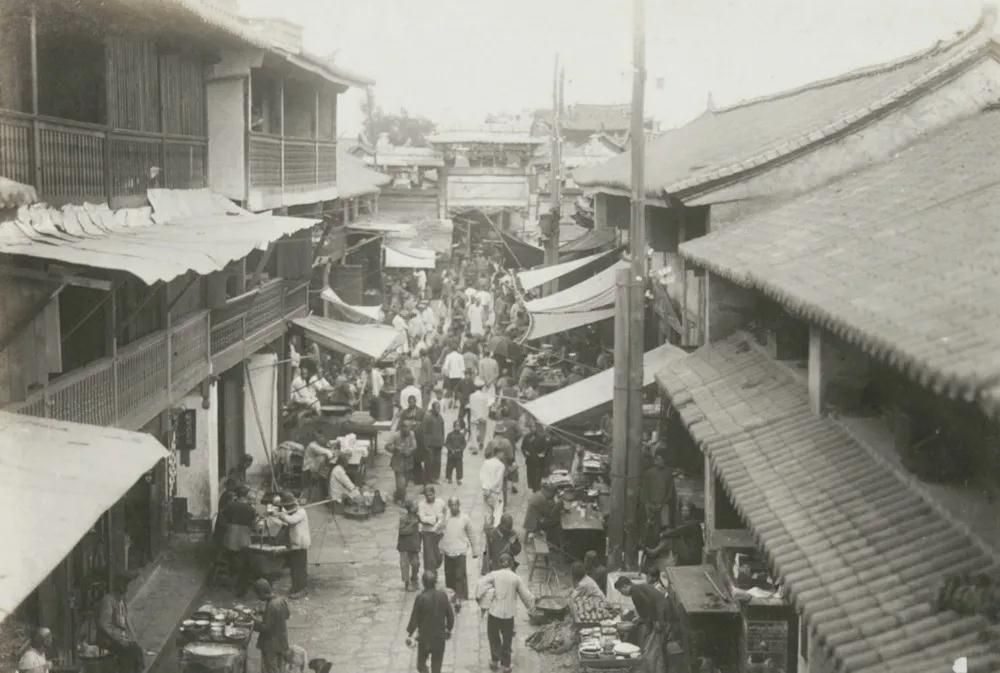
[808,326,825,415]
[279,76,286,201]
[543,55,562,295]
[609,268,631,569]
[29,4,42,192]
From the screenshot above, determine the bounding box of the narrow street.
[184,408,575,673]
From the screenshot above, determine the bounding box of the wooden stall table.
[177,605,255,673]
[664,565,742,672]
[559,501,606,560]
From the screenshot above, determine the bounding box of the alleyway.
[186,406,576,673]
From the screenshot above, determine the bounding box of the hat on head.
[254,578,272,596]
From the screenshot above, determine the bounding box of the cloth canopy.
[559,228,615,254]
[523,261,628,314]
[521,342,686,426]
[516,249,618,291]
[0,412,168,618]
[320,287,381,324]
[524,307,616,341]
[384,244,436,269]
[0,190,317,285]
[500,231,544,268]
[293,315,403,361]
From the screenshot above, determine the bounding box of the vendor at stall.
[642,500,704,568]
[98,574,143,673]
[521,420,551,492]
[252,579,291,673]
[220,485,256,596]
[522,484,561,545]
[328,454,363,511]
[17,628,52,673]
[569,562,604,603]
[304,430,336,500]
[614,576,673,646]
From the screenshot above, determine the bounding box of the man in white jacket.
[276,493,311,598]
[479,444,506,529]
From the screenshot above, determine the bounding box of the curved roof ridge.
[714,7,994,114]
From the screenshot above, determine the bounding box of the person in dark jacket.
[520,420,551,492]
[422,401,446,484]
[444,420,467,485]
[614,576,673,646]
[484,513,521,572]
[406,570,455,673]
[397,500,422,590]
[253,579,291,673]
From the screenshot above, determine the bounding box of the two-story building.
[653,95,1000,673]
[575,8,1000,348]
[0,0,369,662]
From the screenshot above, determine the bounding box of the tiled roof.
[537,104,633,132]
[574,11,995,198]
[680,108,1000,416]
[655,334,1000,673]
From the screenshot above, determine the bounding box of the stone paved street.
[193,405,576,673]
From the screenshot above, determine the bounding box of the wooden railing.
[11,311,210,430]
[247,131,337,194]
[209,279,310,371]
[0,108,208,204]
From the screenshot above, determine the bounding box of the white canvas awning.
[0,189,317,285]
[523,261,628,314]
[516,249,618,291]
[521,342,686,426]
[320,287,382,324]
[524,307,616,341]
[293,315,403,361]
[384,245,436,269]
[0,412,168,618]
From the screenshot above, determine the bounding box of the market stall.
[664,565,742,673]
[176,603,255,673]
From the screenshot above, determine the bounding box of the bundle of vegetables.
[935,573,1000,623]
[526,617,578,654]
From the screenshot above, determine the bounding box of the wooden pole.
[611,0,647,571]
[609,268,630,569]
[543,55,561,293]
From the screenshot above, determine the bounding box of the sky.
[239,0,985,137]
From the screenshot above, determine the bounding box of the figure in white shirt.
[479,444,506,529]
[467,299,485,337]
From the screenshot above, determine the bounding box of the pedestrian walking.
[417,486,447,570]
[419,350,435,410]
[468,378,491,453]
[397,500,422,591]
[484,513,521,572]
[479,445,506,529]
[445,420,467,485]
[439,497,478,609]
[422,401,446,483]
[252,579,291,673]
[406,570,455,673]
[276,493,311,598]
[476,554,534,673]
[441,342,465,411]
[521,419,551,492]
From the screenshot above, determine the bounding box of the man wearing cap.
[275,493,311,598]
[252,579,291,673]
[476,554,534,673]
[406,570,454,673]
[439,497,478,609]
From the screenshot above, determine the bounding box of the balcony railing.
[209,279,310,373]
[0,108,208,205]
[248,131,337,199]
[11,311,211,430]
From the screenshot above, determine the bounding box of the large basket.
[576,652,640,673]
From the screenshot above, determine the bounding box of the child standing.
[397,500,422,590]
[445,421,467,485]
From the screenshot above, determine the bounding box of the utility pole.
[610,0,646,571]
[543,55,563,295]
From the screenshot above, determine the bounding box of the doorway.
[217,365,246,485]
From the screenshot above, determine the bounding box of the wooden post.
[543,56,562,294]
[279,76,286,202]
[314,88,320,189]
[679,215,688,344]
[609,268,630,569]
[244,75,252,206]
[29,4,42,192]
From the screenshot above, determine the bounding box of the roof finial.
[706,91,715,113]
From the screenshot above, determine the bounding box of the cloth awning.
[522,342,686,426]
[559,227,615,255]
[517,249,618,291]
[524,307,615,341]
[655,333,1000,673]
[500,231,545,268]
[320,287,381,324]
[524,261,628,314]
[293,315,403,361]
[0,189,317,285]
[0,412,168,618]
[384,244,436,269]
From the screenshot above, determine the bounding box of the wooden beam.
[0,284,66,353]
[62,280,123,344]
[0,265,112,291]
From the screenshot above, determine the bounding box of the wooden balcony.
[0,109,207,206]
[8,279,309,431]
[10,311,211,431]
[247,132,337,210]
[209,279,310,374]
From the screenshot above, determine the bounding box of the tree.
[360,94,435,147]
